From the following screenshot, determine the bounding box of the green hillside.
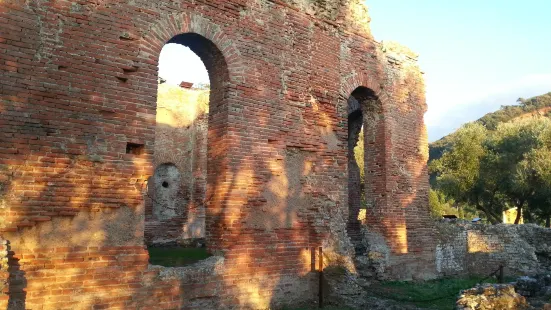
[429,92,551,164]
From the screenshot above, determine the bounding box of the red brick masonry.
[0,0,434,308]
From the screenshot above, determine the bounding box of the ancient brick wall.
[435,222,551,277]
[355,42,436,281]
[0,0,433,308]
[145,84,208,246]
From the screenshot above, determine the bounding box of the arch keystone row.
[139,11,243,79]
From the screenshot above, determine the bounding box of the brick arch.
[340,71,389,109]
[339,71,392,156]
[341,72,392,250]
[139,11,243,80]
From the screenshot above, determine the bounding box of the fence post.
[498,265,504,283]
[319,247,323,308]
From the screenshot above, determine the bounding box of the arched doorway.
[145,32,229,265]
[347,86,381,253]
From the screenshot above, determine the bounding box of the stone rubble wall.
[357,222,551,282]
[435,222,551,277]
[456,283,530,310]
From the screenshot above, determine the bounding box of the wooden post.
[319,247,323,308]
[498,265,504,283]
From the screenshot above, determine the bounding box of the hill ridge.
[429,91,551,162]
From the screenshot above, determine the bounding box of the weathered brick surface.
[0,0,434,308]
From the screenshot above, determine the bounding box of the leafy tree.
[354,128,364,185]
[431,117,551,226]
[489,118,551,224]
[521,143,551,227]
[430,123,505,223]
[429,189,458,218]
[354,128,368,207]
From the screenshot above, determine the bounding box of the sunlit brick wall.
[0,0,433,307]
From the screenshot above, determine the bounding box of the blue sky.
[367,0,551,141]
[159,1,551,142]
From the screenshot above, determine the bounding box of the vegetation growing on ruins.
[427,92,551,226]
[148,247,211,267]
[354,128,367,207]
[428,189,477,219]
[370,276,513,309]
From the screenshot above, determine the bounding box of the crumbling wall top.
[380,41,419,62]
[279,0,371,34]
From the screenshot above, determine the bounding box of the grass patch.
[283,307,352,310]
[148,246,211,267]
[370,276,514,309]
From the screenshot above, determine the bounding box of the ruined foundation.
[0,0,435,308]
[435,222,551,277]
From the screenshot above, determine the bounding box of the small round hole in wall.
[162,181,169,188]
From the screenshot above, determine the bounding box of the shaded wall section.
[145,84,209,245]
[347,105,363,250]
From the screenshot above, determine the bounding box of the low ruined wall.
[359,222,551,282]
[0,209,319,309]
[435,222,551,277]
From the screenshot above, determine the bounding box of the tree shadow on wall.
[2,154,153,309]
[6,242,26,310]
[214,144,322,309]
[0,86,435,309]
[0,163,27,310]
